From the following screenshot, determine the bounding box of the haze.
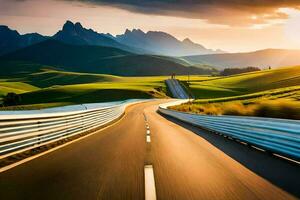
[1,0,300,52]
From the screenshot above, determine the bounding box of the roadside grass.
[170,98,300,120]
[171,85,300,120]
[0,102,71,110]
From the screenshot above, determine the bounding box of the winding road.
[0,100,298,200]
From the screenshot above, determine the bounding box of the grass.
[188,65,300,99]
[0,102,71,110]
[15,69,121,88]
[193,86,300,104]
[18,82,165,105]
[2,62,299,112]
[172,66,300,120]
[0,82,39,96]
[170,99,300,120]
[0,72,213,109]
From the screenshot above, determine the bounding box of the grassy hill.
[172,66,300,120]
[183,49,300,69]
[0,81,39,96]
[0,69,170,108]
[15,69,121,88]
[14,77,170,106]
[1,40,216,76]
[187,65,300,99]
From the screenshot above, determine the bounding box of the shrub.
[221,67,260,76]
[2,92,21,106]
[254,99,300,120]
[170,99,300,120]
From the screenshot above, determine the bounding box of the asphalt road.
[0,100,297,200]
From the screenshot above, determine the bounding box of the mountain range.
[0,21,222,56]
[1,20,300,77]
[115,29,223,56]
[0,25,46,55]
[1,40,217,76]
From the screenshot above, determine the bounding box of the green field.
[0,82,39,96]
[171,65,300,120]
[188,65,300,99]
[1,64,299,111]
[0,67,212,109]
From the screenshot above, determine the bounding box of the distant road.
[165,79,189,99]
[0,100,297,200]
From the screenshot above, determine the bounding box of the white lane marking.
[146,130,151,135]
[273,154,300,165]
[252,146,266,152]
[144,165,157,200]
[146,135,151,143]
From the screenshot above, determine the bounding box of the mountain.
[115,29,224,56]
[0,21,222,56]
[53,21,145,54]
[0,26,46,55]
[183,49,300,69]
[1,40,217,76]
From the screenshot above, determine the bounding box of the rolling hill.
[0,72,171,107]
[1,40,216,76]
[188,65,300,99]
[183,49,300,69]
[0,82,39,97]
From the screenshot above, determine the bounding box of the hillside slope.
[188,65,300,99]
[0,82,39,97]
[183,49,300,69]
[1,40,216,76]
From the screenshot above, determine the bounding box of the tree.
[221,66,260,76]
[2,92,21,106]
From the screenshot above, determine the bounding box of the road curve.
[0,100,297,200]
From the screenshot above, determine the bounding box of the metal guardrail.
[0,100,142,158]
[159,101,300,161]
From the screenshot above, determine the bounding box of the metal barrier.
[159,101,300,161]
[0,100,142,158]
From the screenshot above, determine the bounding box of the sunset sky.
[1,0,300,52]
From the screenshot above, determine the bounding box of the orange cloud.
[66,0,299,26]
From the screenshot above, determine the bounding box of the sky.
[1,0,300,52]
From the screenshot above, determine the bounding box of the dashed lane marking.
[144,165,157,200]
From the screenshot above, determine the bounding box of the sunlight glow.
[284,9,300,44]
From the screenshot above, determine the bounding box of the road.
[0,100,297,200]
[165,79,189,99]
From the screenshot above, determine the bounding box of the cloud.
[64,0,300,26]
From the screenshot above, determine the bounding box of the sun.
[284,9,300,44]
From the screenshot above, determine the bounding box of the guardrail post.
[36,120,42,151]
